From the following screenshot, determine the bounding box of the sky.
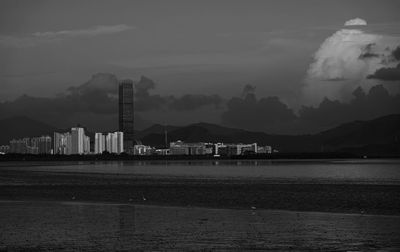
[1,0,400,134]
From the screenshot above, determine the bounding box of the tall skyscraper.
[119,80,134,151]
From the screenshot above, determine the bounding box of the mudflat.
[1,169,399,215]
[1,201,400,251]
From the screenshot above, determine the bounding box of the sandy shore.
[1,169,399,215]
[1,201,400,251]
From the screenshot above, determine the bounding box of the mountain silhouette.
[139,114,400,154]
[1,114,399,155]
[0,116,58,145]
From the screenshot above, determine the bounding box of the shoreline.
[2,152,399,162]
[3,199,400,218]
[1,169,399,216]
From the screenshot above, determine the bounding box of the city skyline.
[1,2,399,251]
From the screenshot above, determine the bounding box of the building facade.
[9,136,52,154]
[54,128,88,155]
[119,80,134,152]
[71,127,85,154]
[94,133,106,154]
[105,132,124,154]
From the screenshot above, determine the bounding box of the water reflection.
[118,205,136,245]
[7,159,399,184]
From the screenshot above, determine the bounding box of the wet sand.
[1,166,400,250]
[1,169,400,215]
[1,201,399,251]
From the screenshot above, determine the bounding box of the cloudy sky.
[1,0,400,134]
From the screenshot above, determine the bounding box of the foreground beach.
[1,167,399,215]
[1,161,400,250]
[1,201,400,251]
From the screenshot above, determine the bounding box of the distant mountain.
[134,124,180,140]
[0,116,58,145]
[318,114,400,149]
[138,114,400,154]
[139,123,315,151]
[1,114,399,156]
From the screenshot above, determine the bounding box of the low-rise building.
[0,145,10,154]
[155,148,170,156]
[133,145,153,155]
[169,141,208,155]
[257,145,272,154]
[9,136,52,154]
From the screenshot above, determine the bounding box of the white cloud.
[0,24,134,48]
[344,18,367,26]
[302,18,400,105]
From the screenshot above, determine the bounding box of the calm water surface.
[3,159,400,183]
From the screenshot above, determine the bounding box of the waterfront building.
[0,145,10,154]
[215,143,258,156]
[94,133,106,154]
[169,141,210,155]
[133,145,153,155]
[35,136,52,154]
[54,132,72,155]
[83,135,90,154]
[238,143,258,155]
[54,128,88,155]
[154,148,170,156]
[257,145,272,154]
[9,138,29,154]
[71,127,85,154]
[105,132,124,154]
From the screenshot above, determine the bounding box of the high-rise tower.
[119,80,134,151]
[71,127,85,154]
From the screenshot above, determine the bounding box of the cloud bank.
[222,84,400,133]
[0,24,134,48]
[1,75,399,134]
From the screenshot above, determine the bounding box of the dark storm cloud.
[392,46,400,61]
[222,86,297,133]
[134,76,167,111]
[0,73,225,130]
[241,84,256,98]
[134,76,222,111]
[367,63,400,81]
[366,46,400,81]
[67,73,118,95]
[359,43,379,59]
[62,74,222,112]
[221,84,400,133]
[169,94,222,111]
[0,73,121,129]
[299,85,400,129]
